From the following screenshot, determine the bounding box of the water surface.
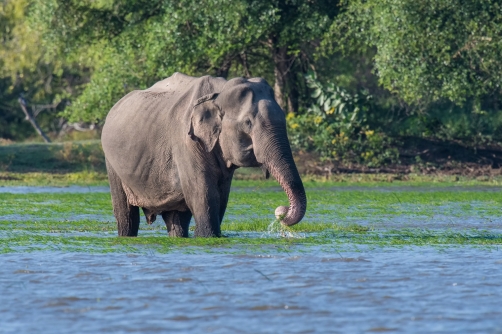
[1,248,501,333]
[1,185,501,333]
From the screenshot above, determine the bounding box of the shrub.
[288,72,399,167]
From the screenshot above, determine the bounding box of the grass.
[3,171,502,187]
[0,140,107,186]
[1,139,501,254]
[1,229,500,254]
[1,190,501,219]
[0,186,501,253]
[0,171,108,186]
[2,140,502,186]
[0,140,105,172]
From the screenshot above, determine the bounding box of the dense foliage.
[27,0,338,122]
[331,0,502,104]
[1,0,502,167]
[0,0,90,139]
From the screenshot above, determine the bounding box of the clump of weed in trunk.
[264,219,305,239]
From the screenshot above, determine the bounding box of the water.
[1,248,501,333]
[0,186,110,194]
[1,186,502,333]
[2,185,502,194]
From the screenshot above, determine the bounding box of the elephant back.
[101,73,227,188]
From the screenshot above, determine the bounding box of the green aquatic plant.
[0,183,501,254]
[1,228,501,254]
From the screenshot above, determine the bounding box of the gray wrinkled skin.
[102,73,306,237]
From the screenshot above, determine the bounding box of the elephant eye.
[240,119,252,133]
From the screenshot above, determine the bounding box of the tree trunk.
[18,98,51,143]
[215,56,233,79]
[270,39,299,114]
[272,44,288,111]
[239,52,252,78]
[286,67,299,114]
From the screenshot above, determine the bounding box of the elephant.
[101,72,306,237]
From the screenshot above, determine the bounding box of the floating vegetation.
[0,183,501,254]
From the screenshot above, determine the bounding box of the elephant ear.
[188,93,223,152]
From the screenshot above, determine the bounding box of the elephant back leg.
[106,159,140,236]
[161,211,192,237]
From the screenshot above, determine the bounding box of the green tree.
[0,0,89,140]
[330,0,502,105]
[29,0,339,122]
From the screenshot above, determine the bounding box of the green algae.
[1,229,501,254]
[0,182,501,253]
[1,187,500,220]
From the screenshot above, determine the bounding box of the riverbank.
[1,140,502,186]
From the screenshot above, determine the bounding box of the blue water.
[1,186,501,333]
[1,247,501,333]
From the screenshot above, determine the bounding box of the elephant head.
[189,77,306,226]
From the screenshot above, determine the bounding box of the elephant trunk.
[260,131,306,226]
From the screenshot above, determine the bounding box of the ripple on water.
[0,248,501,333]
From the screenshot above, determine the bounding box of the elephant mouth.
[260,163,270,179]
[224,156,259,169]
[245,149,260,167]
[232,147,260,168]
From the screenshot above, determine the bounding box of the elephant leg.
[191,196,221,237]
[218,177,233,226]
[161,211,192,237]
[180,172,221,237]
[106,159,140,237]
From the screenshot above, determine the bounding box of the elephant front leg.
[190,197,221,237]
[180,170,222,237]
[218,177,233,226]
[161,211,192,237]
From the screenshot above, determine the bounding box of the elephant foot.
[169,223,185,237]
[117,208,140,237]
[162,211,192,237]
[194,224,221,238]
